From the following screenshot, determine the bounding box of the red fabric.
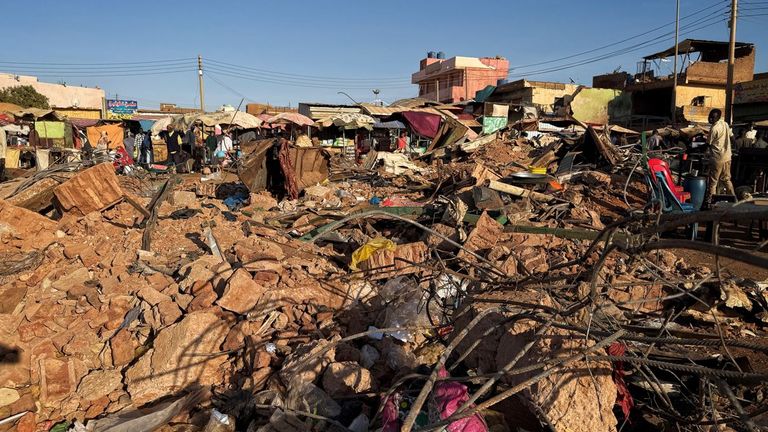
[112,146,134,170]
[278,139,299,200]
[402,111,442,138]
[397,136,407,150]
[607,342,634,419]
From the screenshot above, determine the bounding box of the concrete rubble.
[1,119,768,432]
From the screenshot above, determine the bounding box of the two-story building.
[411,53,509,104]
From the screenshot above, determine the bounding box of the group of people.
[735,125,768,149]
[162,123,235,172]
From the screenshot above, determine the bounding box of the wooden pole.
[198,55,205,113]
[671,0,680,125]
[725,0,738,123]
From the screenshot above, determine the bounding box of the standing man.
[648,129,664,151]
[164,124,183,169]
[705,108,735,205]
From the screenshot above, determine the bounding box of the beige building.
[593,39,756,124]
[485,79,580,114]
[0,73,105,117]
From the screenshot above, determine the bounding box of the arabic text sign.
[107,99,138,115]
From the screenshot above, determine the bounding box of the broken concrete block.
[234,238,285,263]
[279,339,335,385]
[171,191,198,208]
[457,211,502,263]
[454,291,618,432]
[358,241,429,280]
[216,268,267,315]
[77,369,123,402]
[137,286,172,306]
[125,311,228,406]
[246,192,278,211]
[286,380,341,418]
[321,361,372,397]
[0,199,57,249]
[110,328,136,367]
[0,388,20,407]
[39,357,88,405]
[53,162,124,216]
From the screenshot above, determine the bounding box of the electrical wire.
[508,0,728,71]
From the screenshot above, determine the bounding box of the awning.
[401,111,442,138]
[265,112,314,127]
[69,118,101,128]
[315,113,376,130]
[373,120,405,129]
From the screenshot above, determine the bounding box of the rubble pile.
[2,129,768,432]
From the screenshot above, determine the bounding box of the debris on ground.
[1,109,768,432]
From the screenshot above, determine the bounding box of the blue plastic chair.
[652,172,698,239]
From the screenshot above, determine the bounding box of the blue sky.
[1,0,765,110]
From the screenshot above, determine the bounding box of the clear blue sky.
[1,0,765,111]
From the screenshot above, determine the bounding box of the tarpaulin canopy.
[401,111,442,138]
[265,112,314,127]
[138,120,155,132]
[373,120,406,129]
[161,111,263,133]
[69,118,100,128]
[316,113,376,130]
[86,123,125,150]
[150,116,174,135]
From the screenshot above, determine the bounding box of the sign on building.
[106,99,138,119]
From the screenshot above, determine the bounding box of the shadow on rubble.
[0,343,20,363]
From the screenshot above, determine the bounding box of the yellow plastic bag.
[349,237,396,270]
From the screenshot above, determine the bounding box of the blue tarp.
[138,120,155,132]
[373,120,406,129]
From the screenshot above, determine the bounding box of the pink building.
[411,53,509,103]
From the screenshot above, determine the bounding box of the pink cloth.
[434,368,488,432]
[381,393,401,432]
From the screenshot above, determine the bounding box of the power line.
[505,13,728,78]
[0,68,194,78]
[509,0,727,71]
[0,58,195,66]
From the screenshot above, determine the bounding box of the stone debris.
[0,115,766,432]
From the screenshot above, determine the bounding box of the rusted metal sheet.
[238,140,330,194]
[238,140,274,192]
[289,147,329,192]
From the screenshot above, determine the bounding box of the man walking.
[705,108,735,206]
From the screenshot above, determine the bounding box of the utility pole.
[725,0,738,123]
[198,55,205,112]
[671,0,680,125]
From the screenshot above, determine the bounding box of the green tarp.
[482,116,507,134]
[34,121,65,139]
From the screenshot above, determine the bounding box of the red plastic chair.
[648,158,690,203]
